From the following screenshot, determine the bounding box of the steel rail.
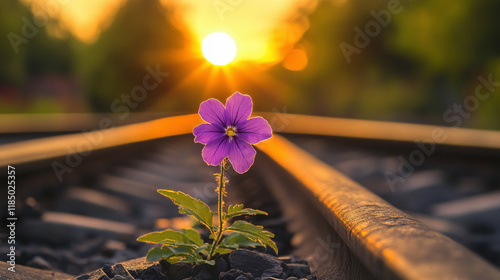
[2,113,500,167]
[257,112,500,150]
[257,135,500,280]
[0,114,201,166]
[0,113,172,133]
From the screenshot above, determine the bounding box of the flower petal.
[225,92,252,126]
[193,123,225,145]
[237,117,272,144]
[202,134,230,166]
[228,137,256,174]
[199,98,227,127]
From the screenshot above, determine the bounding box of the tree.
[81,0,187,112]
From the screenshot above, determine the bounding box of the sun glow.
[201,32,237,66]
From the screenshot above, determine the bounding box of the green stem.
[208,159,226,260]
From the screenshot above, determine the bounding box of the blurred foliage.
[0,0,78,112]
[0,0,27,86]
[270,0,500,129]
[80,0,187,112]
[0,0,74,85]
[390,0,500,78]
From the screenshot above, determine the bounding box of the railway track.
[1,114,499,280]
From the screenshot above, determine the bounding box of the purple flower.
[193,92,272,173]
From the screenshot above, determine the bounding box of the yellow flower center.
[226,127,236,137]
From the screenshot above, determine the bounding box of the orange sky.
[172,0,318,64]
[23,0,318,66]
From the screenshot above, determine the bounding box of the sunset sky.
[22,0,318,66]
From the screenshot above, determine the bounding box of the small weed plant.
[137,92,276,265]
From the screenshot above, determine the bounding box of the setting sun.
[201,32,237,66]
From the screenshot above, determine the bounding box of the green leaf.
[203,243,231,257]
[146,246,191,262]
[166,250,213,264]
[182,229,204,246]
[137,229,203,247]
[220,232,262,249]
[158,241,198,250]
[170,244,199,254]
[226,204,268,219]
[197,259,216,265]
[146,246,201,262]
[146,246,172,262]
[166,256,193,264]
[140,228,215,265]
[195,244,209,256]
[214,248,233,255]
[138,228,208,256]
[158,190,213,230]
[227,221,278,254]
[137,229,188,244]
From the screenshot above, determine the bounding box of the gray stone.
[235,275,251,280]
[167,262,192,280]
[192,263,215,280]
[261,266,286,279]
[112,263,134,279]
[81,269,111,280]
[102,264,114,278]
[277,256,292,264]
[138,265,167,280]
[216,257,228,274]
[220,269,254,280]
[229,250,283,278]
[286,264,310,278]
